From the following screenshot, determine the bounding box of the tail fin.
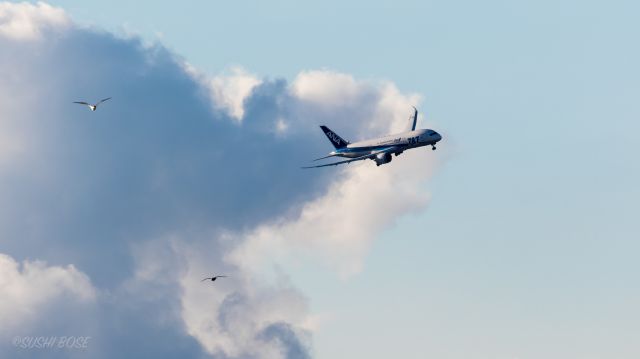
[406,106,418,131]
[319,126,349,149]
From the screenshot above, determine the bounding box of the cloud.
[229,156,434,277]
[0,253,95,334]
[0,2,442,358]
[230,73,434,278]
[180,258,312,358]
[258,323,311,359]
[0,1,69,40]
[186,64,262,121]
[292,70,363,107]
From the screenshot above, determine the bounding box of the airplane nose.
[434,132,442,142]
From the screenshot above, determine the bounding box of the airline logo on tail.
[320,126,349,149]
[326,131,343,145]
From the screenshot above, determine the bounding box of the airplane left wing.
[302,147,397,169]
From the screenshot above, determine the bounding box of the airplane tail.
[319,126,349,149]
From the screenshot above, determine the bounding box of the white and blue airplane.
[303,107,442,168]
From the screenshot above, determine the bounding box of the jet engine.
[374,152,392,166]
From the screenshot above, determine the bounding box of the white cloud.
[185,64,262,120]
[292,70,362,107]
[229,150,436,278]
[370,82,423,134]
[0,3,443,357]
[0,2,69,41]
[181,266,311,358]
[124,239,312,359]
[230,72,435,277]
[290,69,423,138]
[0,253,96,333]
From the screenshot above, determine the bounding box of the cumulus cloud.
[180,255,312,359]
[292,70,363,107]
[0,253,95,333]
[230,72,433,277]
[0,2,442,358]
[230,156,434,277]
[0,1,69,40]
[186,64,262,120]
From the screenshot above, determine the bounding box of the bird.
[201,275,227,282]
[73,97,112,111]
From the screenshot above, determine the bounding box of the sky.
[0,1,639,358]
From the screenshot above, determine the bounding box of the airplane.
[303,107,442,168]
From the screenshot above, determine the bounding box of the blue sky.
[2,0,639,358]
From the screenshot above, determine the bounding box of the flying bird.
[73,97,112,111]
[201,275,227,282]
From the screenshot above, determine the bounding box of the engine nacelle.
[374,152,392,166]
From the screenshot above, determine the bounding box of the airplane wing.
[302,147,397,169]
[312,154,338,161]
[405,106,418,132]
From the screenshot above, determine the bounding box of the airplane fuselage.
[330,128,442,159]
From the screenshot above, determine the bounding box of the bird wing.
[73,101,90,105]
[201,277,212,281]
[97,97,112,105]
[216,276,228,278]
[302,147,397,169]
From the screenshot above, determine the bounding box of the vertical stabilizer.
[319,126,349,149]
